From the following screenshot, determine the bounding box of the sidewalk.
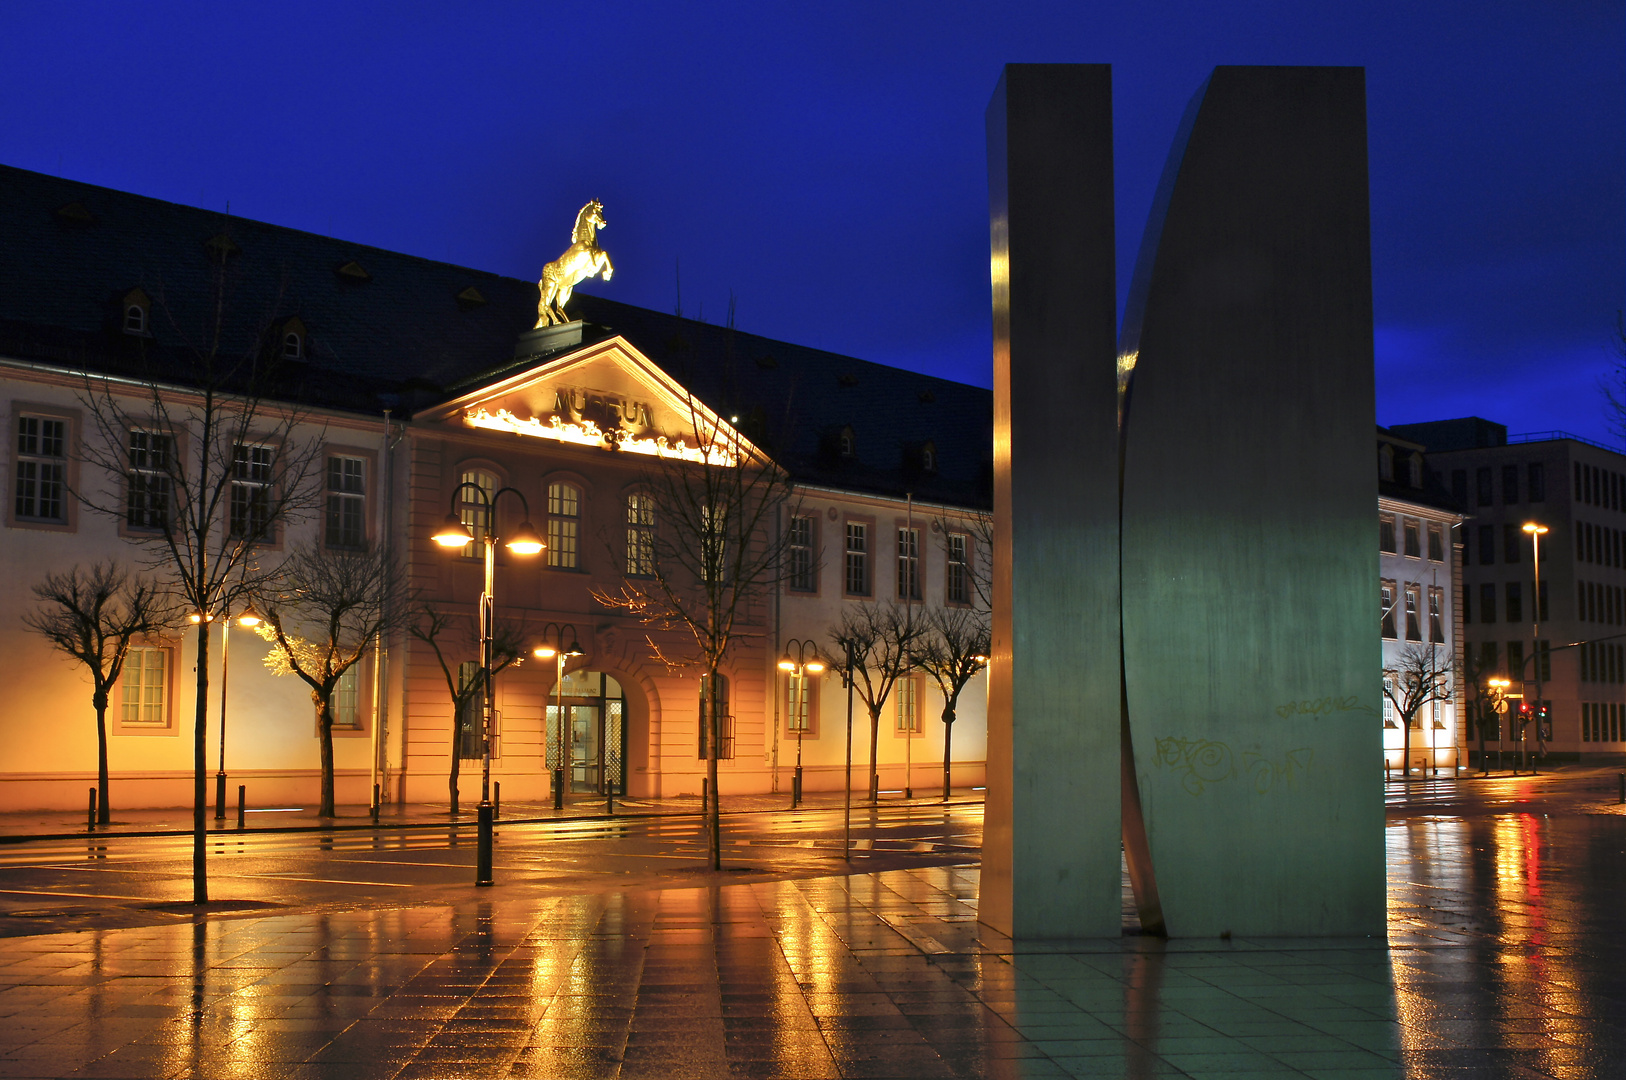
[0,788,987,844]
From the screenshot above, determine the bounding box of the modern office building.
[1393,417,1626,762]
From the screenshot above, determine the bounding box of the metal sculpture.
[535,200,613,328]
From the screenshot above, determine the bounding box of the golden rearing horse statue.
[535,200,613,328]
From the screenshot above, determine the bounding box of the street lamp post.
[210,604,262,820]
[1523,521,1549,774]
[431,483,544,887]
[777,640,826,808]
[533,623,584,811]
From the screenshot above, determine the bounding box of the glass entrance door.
[569,704,600,792]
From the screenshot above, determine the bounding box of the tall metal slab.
[985,64,1122,938]
[1119,67,1384,937]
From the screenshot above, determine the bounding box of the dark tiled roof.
[0,165,992,508]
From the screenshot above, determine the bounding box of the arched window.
[1378,444,1394,482]
[458,469,496,558]
[124,305,147,335]
[548,481,581,569]
[283,331,302,359]
[625,491,655,576]
[699,673,733,760]
[839,426,856,458]
[920,440,937,473]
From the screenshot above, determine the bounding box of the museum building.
[0,164,992,811]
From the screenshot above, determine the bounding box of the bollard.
[606,783,614,815]
[792,766,803,808]
[371,783,380,824]
[1619,773,1624,804]
[553,767,564,810]
[237,784,246,830]
[493,781,501,821]
[88,787,97,831]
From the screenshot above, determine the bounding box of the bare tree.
[828,601,922,802]
[253,543,409,817]
[408,605,528,815]
[23,562,175,823]
[910,604,990,800]
[934,509,994,610]
[72,260,322,901]
[1383,643,1454,779]
[593,399,797,870]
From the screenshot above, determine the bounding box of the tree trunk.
[192,618,210,904]
[316,694,336,818]
[448,712,462,816]
[1478,707,1488,775]
[1402,710,1412,780]
[707,665,721,870]
[941,706,955,802]
[93,690,110,824]
[868,704,882,803]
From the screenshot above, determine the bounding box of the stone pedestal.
[514,321,584,359]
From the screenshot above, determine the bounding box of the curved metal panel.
[1120,66,1385,937]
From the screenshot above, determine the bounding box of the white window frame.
[896,526,921,601]
[325,454,367,549]
[547,481,581,569]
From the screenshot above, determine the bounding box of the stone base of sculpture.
[514,320,584,359]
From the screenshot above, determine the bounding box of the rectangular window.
[1382,676,1396,729]
[1404,585,1422,641]
[457,661,485,760]
[787,514,815,592]
[896,527,920,601]
[1428,586,1445,643]
[459,470,495,559]
[1507,641,1524,682]
[126,429,172,531]
[1379,514,1396,554]
[1538,580,1549,621]
[625,492,656,577]
[1480,641,1498,677]
[1575,462,1584,502]
[1403,518,1421,558]
[1503,523,1521,563]
[1380,581,1398,639]
[230,443,275,539]
[785,674,815,734]
[331,666,361,729]
[325,455,366,549]
[1505,582,1522,623]
[15,414,67,522]
[1427,523,1444,562]
[1478,524,1495,566]
[1451,469,1467,505]
[844,522,870,596]
[547,482,580,569]
[1502,464,1519,504]
[894,675,920,733]
[1480,583,1496,624]
[946,532,971,605]
[1528,463,1545,502]
[120,646,168,726]
[1476,467,1493,507]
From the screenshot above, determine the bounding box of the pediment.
[433,336,759,467]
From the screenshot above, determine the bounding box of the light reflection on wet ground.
[0,813,1623,1077]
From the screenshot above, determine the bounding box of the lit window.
[230,444,275,539]
[787,514,815,592]
[1404,585,1422,640]
[121,647,168,726]
[548,482,580,569]
[947,532,970,605]
[895,676,919,733]
[458,469,495,558]
[326,455,366,549]
[1428,586,1445,643]
[845,522,869,596]
[786,675,814,734]
[15,415,67,522]
[625,492,655,576]
[331,666,361,728]
[896,527,920,600]
[126,429,172,531]
[1380,580,1397,639]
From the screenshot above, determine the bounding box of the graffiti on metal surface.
[1153,736,1314,796]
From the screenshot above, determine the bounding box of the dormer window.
[279,317,306,360]
[839,426,856,458]
[1408,453,1424,488]
[920,441,937,473]
[121,288,150,336]
[1378,444,1394,482]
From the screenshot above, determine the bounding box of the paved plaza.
[0,771,1624,1079]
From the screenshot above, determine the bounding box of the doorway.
[546,670,627,795]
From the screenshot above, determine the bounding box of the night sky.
[3,2,1621,440]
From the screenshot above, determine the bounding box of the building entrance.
[546,670,627,795]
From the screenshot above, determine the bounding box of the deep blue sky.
[3,2,1621,440]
